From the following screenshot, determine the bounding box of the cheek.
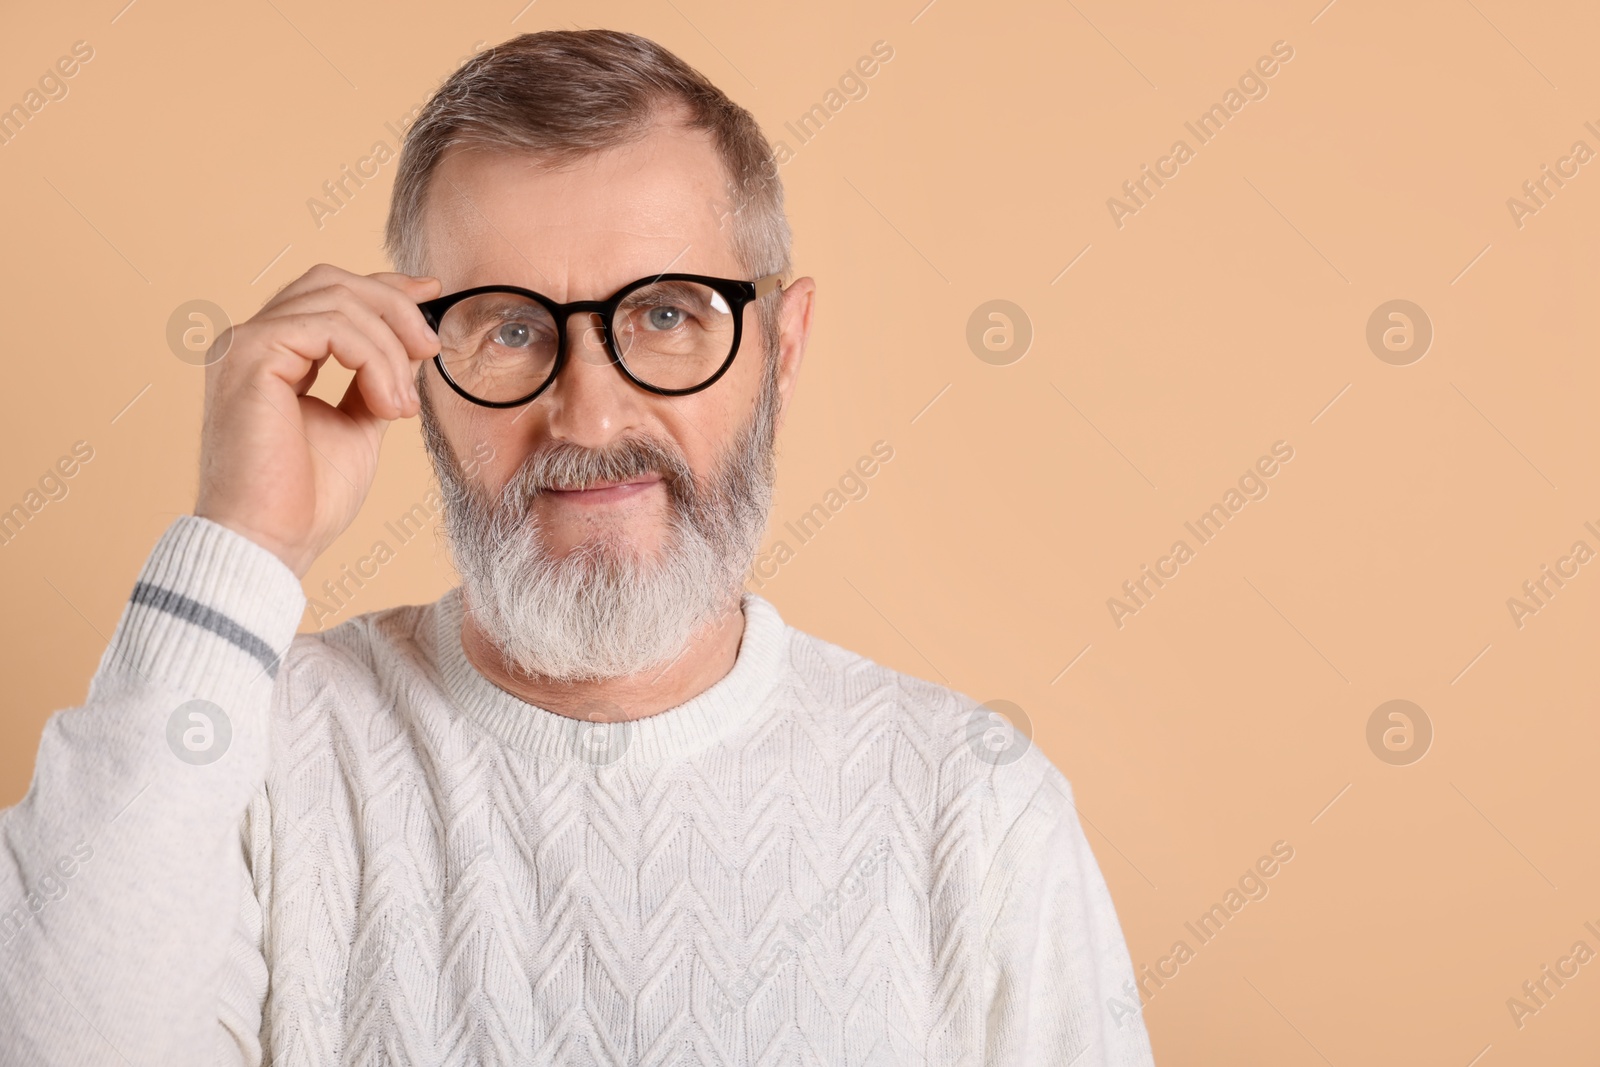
[662,358,761,467]
[663,397,735,474]
[481,431,534,488]
[725,306,768,386]
[432,393,525,487]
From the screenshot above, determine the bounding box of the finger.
[287,270,442,380]
[368,270,442,295]
[262,267,439,365]
[291,354,329,397]
[333,365,390,436]
[268,285,418,412]
[362,272,445,363]
[261,310,407,421]
[258,262,367,316]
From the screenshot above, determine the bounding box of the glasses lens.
[612,280,737,390]
[437,293,559,403]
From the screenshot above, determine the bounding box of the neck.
[458,594,748,723]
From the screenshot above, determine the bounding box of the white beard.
[420,364,778,684]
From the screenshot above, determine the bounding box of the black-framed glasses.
[417,272,784,408]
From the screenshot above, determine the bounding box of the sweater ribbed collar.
[432,586,788,766]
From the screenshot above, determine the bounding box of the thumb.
[370,271,444,296]
[335,369,392,438]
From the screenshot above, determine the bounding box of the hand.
[194,264,444,578]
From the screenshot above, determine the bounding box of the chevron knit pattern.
[0,517,1155,1067]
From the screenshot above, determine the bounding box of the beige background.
[2,0,1598,1062]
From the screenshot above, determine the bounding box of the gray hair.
[384,29,791,299]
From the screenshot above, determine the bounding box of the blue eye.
[646,306,685,330]
[494,321,533,348]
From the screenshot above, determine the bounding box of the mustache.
[500,435,696,502]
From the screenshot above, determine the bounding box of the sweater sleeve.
[0,516,305,1066]
[982,770,1156,1067]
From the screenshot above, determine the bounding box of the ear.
[772,276,815,435]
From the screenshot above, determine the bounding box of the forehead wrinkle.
[451,238,707,299]
[423,132,738,296]
[428,195,554,289]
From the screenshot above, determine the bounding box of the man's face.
[414,119,811,681]
[420,123,780,558]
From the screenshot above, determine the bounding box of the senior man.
[0,29,1154,1066]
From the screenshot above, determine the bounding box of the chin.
[549,526,669,566]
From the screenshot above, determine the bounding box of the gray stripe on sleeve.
[129,581,282,678]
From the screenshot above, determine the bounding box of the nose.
[537,310,643,448]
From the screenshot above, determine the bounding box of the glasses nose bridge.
[555,299,614,352]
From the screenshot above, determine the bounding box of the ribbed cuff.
[96,516,308,700]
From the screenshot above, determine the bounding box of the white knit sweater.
[0,517,1155,1066]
